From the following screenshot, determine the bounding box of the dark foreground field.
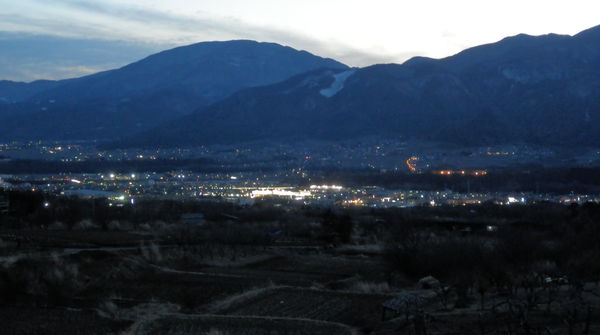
[1,191,600,334]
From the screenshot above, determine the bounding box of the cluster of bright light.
[309,185,343,190]
[507,197,525,204]
[437,170,488,176]
[343,199,363,206]
[251,189,311,199]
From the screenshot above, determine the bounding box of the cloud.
[0,32,162,81]
[0,0,407,67]
[8,65,107,82]
[54,65,109,77]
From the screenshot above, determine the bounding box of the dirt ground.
[1,224,600,335]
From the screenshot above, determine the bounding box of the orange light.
[406,157,418,172]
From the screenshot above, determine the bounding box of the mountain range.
[2,26,600,147]
[0,40,346,140]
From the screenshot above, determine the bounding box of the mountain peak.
[0,40,348,141]
[403,56,436,66]
[498,32,570,45]
[139,40,346,68]
[117,27,600,148]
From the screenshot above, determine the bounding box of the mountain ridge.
[115,25,600,148]
[0,40,347,140]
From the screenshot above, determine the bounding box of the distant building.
[0,175,12,189]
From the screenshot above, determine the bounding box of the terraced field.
[199,253,389,287]
[137,314,358,335]
[110,270,269,310]
[253,253,389,281]
[214,287,393,331]
[0,306,131,335]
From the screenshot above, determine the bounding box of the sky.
[1,0,599,81]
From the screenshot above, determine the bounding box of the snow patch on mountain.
[320,70,356,98]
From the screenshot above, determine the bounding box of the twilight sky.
[1,0,599,81]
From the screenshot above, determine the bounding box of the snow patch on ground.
[319,70,356,98]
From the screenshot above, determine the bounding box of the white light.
[251,189,311,198]
[71,179,81,184]
[309,185,343,190]
[43,202,50,208]
[109,173,115,179]
[131,174,136,179]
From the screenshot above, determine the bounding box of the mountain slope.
[0,40,347,141]
[28,40,347,105]
[120,25,600,148]
[0,80,59,103]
